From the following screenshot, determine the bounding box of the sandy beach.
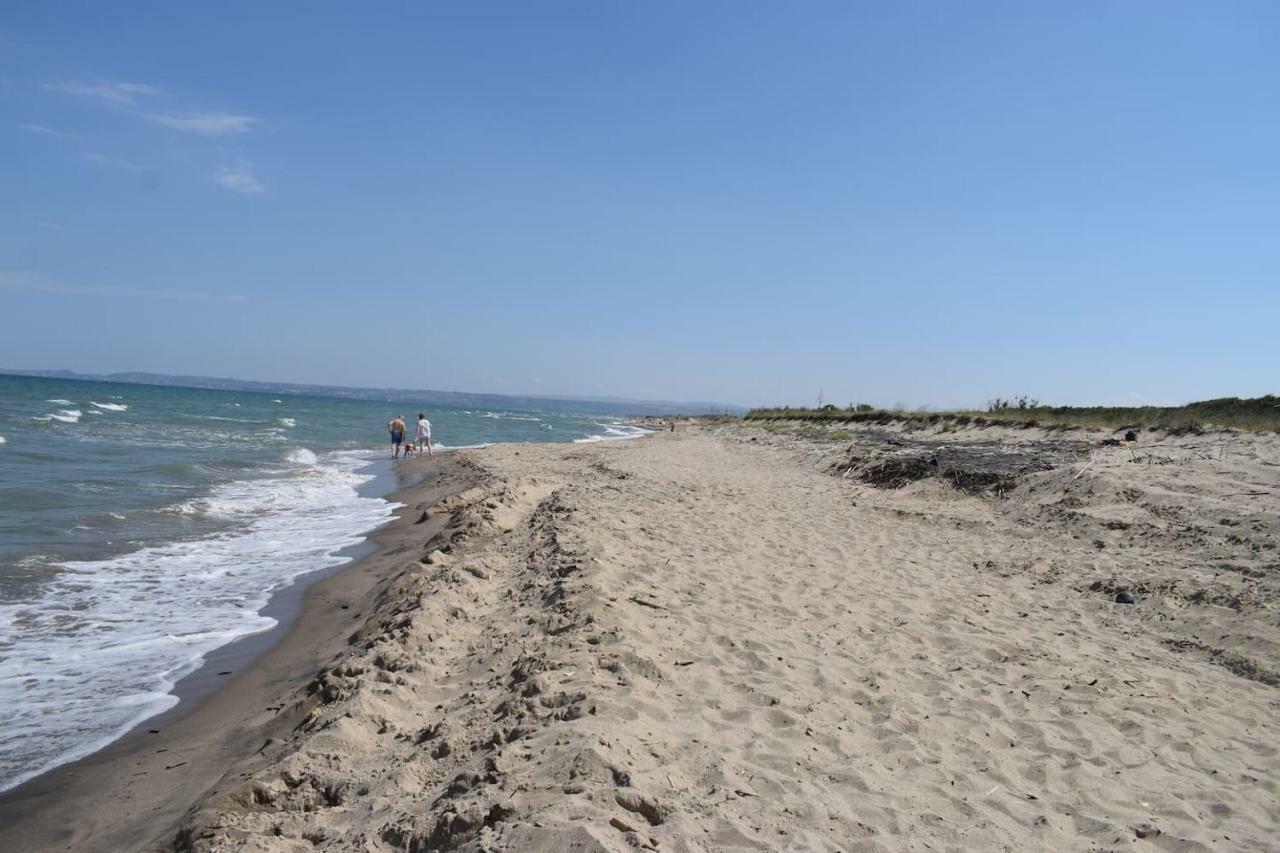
[5,422,1278,851]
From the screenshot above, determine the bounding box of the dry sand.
[8,423,1280,851]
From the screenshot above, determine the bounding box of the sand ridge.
[173,425,1278,851]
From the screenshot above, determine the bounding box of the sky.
[2,2,1277,408]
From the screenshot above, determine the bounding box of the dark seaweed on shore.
[832,439,1066,496]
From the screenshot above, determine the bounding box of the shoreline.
[140,454,421,731]
[0,451,484,853]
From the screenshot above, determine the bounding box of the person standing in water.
[388,414,406,458]
[415,412,433,456]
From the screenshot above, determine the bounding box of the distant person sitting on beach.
[416,412,433,456]
[388,415,406,458]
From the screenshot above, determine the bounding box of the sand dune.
[161,424,1279,849]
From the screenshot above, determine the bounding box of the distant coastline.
[0,369,746,418]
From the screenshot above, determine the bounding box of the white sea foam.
[91,402,129,412]
[286,447,318,466]
[430,442,490,452]
[0,436,6,444]
[277,417,297,428]
[572,423,653,443]
[273,399,283,403]
[45,398,73,405]
[0,449,397,793]
[479,411,541,422]
[39,409,83,424]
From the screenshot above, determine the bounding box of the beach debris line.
[829,435,1068,495]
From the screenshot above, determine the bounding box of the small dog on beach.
[403,442,416,457]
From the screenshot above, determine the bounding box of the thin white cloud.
[0,271,248,304]
[43,76,264,192]
[44,80,161,105]
[214,160,264,194]
[18,123,82,141]
[147,112,258,136]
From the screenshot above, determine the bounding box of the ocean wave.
[0,450,396,792]
[273,399,283,403]
[45,398,73,405]
[35,409,83,424]
[479,411,541,422]
[277,417,297,428]
[144,460,213,481]
[0,436,6,445]
[572,423,653,443]
[91,402,129,412]
[423,441,491,453]
[286,447,318,466]
[157,500,206,517]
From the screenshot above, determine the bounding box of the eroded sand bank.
[162,423,1278,851]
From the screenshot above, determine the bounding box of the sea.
[0,373,648,793]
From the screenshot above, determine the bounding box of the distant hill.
[1,369,746,417]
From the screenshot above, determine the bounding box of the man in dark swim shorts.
[388,414,406,458]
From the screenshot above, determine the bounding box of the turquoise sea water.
[0,373,647,792]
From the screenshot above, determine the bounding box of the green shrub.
[744,396,1280,433]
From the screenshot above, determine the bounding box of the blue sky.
[2,2,1277,408]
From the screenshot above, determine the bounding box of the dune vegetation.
[745,396,1280,434]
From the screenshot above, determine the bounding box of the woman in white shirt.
[415,412,432,456]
